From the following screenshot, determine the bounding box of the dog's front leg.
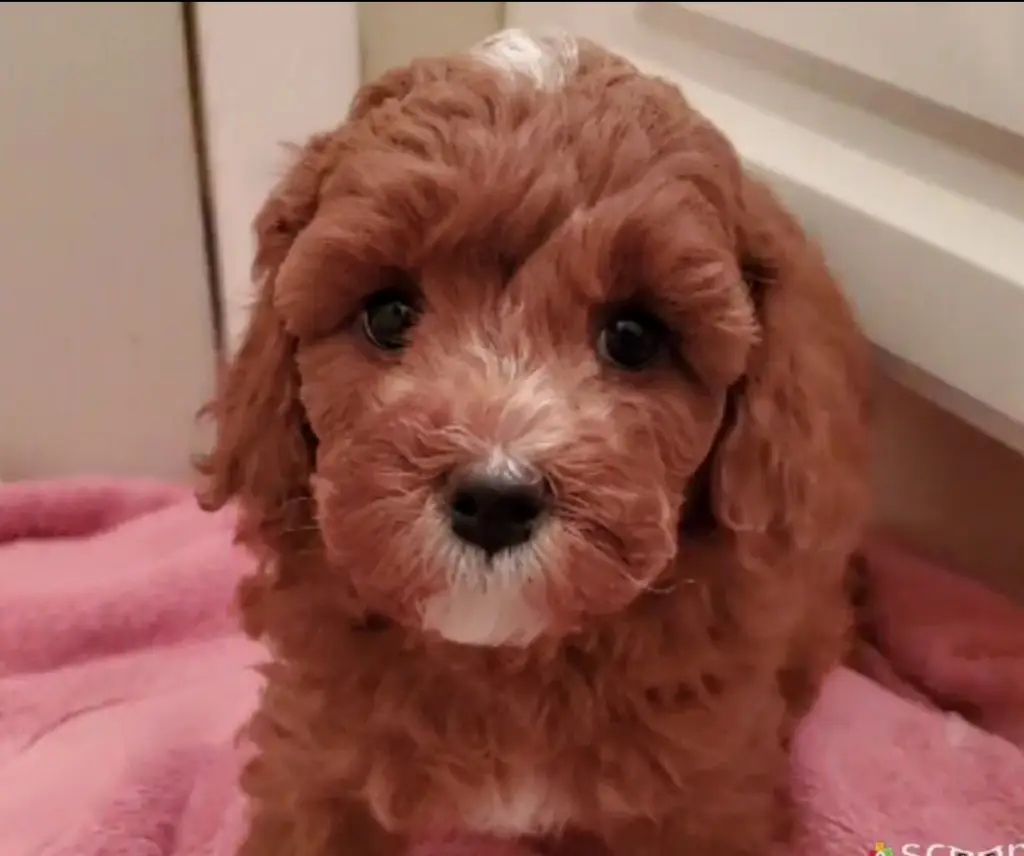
[236,797,408,856]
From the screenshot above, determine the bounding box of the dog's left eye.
[597,309,667,371]
[361,289,420,351]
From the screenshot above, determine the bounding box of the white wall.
[192,2,361,353]
[0,2,215,481]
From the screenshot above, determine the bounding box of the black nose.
[448,471,549,556]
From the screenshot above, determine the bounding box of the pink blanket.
[1,480,1022,856]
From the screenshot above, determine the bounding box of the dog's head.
[199,32,869,648]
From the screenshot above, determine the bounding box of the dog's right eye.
[597,308,668,372]
[361,288,420,351]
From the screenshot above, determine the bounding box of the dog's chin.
[420,582,550,647]
[417,531,557,648]
[414,522,671,648]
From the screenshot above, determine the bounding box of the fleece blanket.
[0,480,1022,856]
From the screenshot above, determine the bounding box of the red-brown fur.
[198,38,871,856]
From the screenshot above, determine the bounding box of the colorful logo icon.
[870,845,894,856]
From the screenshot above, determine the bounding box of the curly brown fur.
[198,32,871,856]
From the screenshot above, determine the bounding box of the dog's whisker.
[613,565,675,597]
[640,577,678,596]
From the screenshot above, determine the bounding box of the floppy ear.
[196,134,334,559]
[712,177,871,563]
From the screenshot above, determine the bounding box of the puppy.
[199,29,871,856]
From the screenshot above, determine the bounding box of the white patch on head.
[458,776,572,835]
[471,28,579,91]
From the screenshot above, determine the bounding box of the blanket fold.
[0,479,1021,856]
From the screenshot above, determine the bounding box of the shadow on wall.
[874,370,1024,602]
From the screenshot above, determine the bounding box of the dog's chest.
[455,775,572,836]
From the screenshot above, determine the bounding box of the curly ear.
[712,177,871,563]
[196,134,335,558]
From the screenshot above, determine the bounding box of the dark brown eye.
[597,309,667,371]
[361,288,420,351]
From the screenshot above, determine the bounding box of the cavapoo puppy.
[199,29,870,856]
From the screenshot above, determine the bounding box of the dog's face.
[304,243,747,648]
[201,32,869,651]
[295,168,754,647]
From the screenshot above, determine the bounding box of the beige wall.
[359,1,504,78]
[0,2,215,481]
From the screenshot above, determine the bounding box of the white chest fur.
[458,776,573,836]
